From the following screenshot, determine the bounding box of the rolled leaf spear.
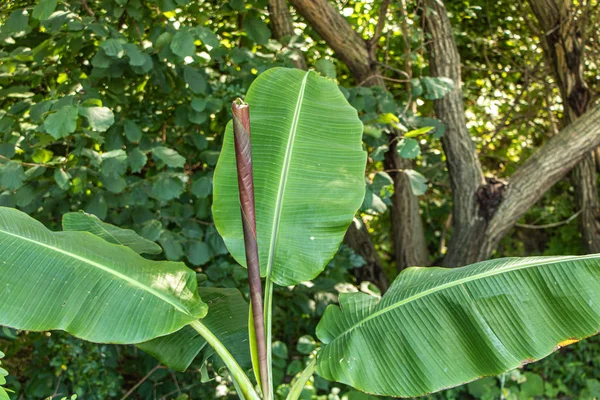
[231,99,270,398]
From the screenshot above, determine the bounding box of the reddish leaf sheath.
[231,99,269,395]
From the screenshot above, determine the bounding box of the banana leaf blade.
[316,255,600,397]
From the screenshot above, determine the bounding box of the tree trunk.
[480,105,600,258]
[423,0,487,267]
[423,0,600,265]
[287,0,377,84]
[267,0,307,70]
[344,219,389,292]
[528,0,600,253]
[385,139,430,271]
[575,153,600,252]
[289,0,430,271]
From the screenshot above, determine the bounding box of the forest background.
[0,0,600,398]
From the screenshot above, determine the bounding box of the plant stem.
[264,280,274,399]
[190,320,261,400]
[232,377,248,400]
[286,357,316,400]
[231,99,270,399]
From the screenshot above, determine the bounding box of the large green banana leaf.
[213,67,366,286]
[316,255,600,397]
[0,207,207,344]
[59,214,251,372]
[137,286,251,371]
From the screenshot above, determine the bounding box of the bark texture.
[344,219,389,292]
[287,0,379,85]
[385,140,430,270]
[267,0,307,70]
[481,105,600,258]
[290,0,430,272]
[424,0,600,265]
[423,0,486,267]
[528,0,600,253]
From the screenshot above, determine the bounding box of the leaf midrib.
[331,254,598,341]
[265,71,310,280]
[0,228,193,316]
[90,216,123,244]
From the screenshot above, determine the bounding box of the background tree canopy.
[0,0,599,398]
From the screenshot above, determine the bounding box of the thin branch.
[439,213,452,255]
[81,0,97,20]
[358,74,409,87]
[130,17,144,43]
[491,59,545,138]
[516,210,582,229]
[369,0,391,48]
[0,154,61,168]
[377,61,411,79]
[120,364,164,400]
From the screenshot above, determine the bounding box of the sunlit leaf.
[403,169,428,196]
[0,207,206,344]
[213,68,366,285]
[316,255,600,397]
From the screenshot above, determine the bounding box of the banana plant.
[0,67,600,400]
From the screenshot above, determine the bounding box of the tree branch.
[422,0,486,266]
[422,0,600,265]
[287,0,378,84]
[369,0,390,48]
[268,0,307,70]
[482,104,600,257]
[528,0,600,253]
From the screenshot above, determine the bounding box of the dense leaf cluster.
[1,0,598,398]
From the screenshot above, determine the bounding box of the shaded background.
[0,0,599,398]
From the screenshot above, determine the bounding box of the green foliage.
[0,0,598,399]
[397,138,421,159]
[62,211,162,254]
[0,351,9,400]
[137,286,251,372]
[404,169,428,196]
[0,0,295,272]
[0,207,207,344]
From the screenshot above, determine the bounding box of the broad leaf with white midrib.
[316,255,600,397]
[0,207,206,344]
[213,68,366,286]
